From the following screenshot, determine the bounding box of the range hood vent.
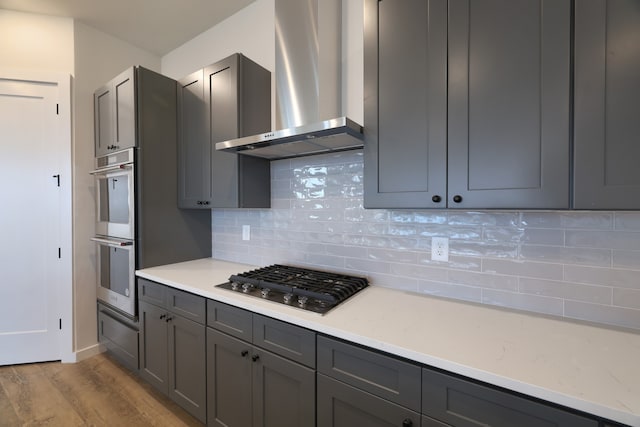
[215,0,363,160]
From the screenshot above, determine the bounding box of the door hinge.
[53,174,60,187]
[56,104,59,115]
[58,247,61,258]
[59,318,62,330]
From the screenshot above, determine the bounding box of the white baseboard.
[62,343,106,363]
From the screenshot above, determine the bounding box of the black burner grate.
[228,264,368,304]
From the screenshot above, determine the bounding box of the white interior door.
[0,78,63,365]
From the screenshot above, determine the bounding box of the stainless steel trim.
[215,117,363,160]
[90,236,134,247]
[89,163,132,175]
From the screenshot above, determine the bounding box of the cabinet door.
[168,315,206,423]
[178,69,211,208]
[448,0,570,209]
[363,0,448,208]
[139,301,168,393]
[207,328,252,427]
[112,67,136,151]
[94,84,112,157]
[205,55,242,208]
[574,0,640,209]
[317,374,421,427]
[252,348,315,427]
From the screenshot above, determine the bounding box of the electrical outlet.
[242,225,250,241]
[431,237,449,262]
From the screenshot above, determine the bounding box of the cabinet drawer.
[317,373,420,427]
[138,278,166,306]
[207,300,253,341]
[317,335,421,411]
[253,315,316,368]
[98,305,139,372]
[422,368,598,427]
[167,288,205,325]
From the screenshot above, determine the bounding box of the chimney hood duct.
[215,0,363,160]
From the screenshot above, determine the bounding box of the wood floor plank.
[0,353,203,426]
[0,377,21,427]
[0,363,85,426]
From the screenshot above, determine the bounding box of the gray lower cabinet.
[422,368,598,427]
[97,302,139,372]
[139,280,206,423]
[206,301,316,427]
[573,0,640,209]
[317,374,421,427]
[317,335,421,427]
[363,0,571,209]
[177,53,271,209]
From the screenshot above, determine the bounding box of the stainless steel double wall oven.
[91,148,136,315]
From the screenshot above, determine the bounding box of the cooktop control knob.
[283,293,293,304]
[298,296,308,307]
[261,288,271,298]
[242,283,252,293]
[231,282,240,291]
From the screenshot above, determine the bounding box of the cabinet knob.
[431,195,442,203]
[251,354,260,362]
[241,350,249,357]
[402,419,413,427]
[165,316,173,322]
[452,195,463,203]
[159,314,166,320]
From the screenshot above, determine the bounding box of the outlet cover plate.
[431,237,449,262]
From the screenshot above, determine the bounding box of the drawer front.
[253,315,316,368]
[422,368,598,427]
[317,335,421,412]
[206,300,253,341]
[317,373,420,427]
[138,278,166,306]
[167,287,206,325]
[98,307,139,371]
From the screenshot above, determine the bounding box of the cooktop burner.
[216,264,368,314]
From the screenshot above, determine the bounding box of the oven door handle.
[89,163,133,175]
[90,237,134,247]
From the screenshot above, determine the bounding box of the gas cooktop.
[216,264,369,315]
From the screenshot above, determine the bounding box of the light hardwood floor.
[0,352,203,426]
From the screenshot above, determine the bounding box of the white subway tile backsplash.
[482,289,564,316]
[211,152,640,331]
[518,278,612,304]
[520,244,612,267]
[563,265,640,290]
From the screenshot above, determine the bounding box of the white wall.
[0,10,74,73]
[73,21,160,353]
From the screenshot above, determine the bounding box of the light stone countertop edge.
[136,258,640,427]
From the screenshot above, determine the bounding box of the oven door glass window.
[98,174,130,224]
[94,237,135,316]
[94,166,134,239]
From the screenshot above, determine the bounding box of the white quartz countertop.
[137,258,640,426]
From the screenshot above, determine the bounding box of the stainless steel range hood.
[215,0,363,160]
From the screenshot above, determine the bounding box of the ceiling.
[0,0,256,56]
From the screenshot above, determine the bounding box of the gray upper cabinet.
[178,53,272,209]
[364,0,571,209]
[574,0,640,209]
[178,69,211,208]
[363,0,447,209]
[448,0,571,209]
[94,67,136,157]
